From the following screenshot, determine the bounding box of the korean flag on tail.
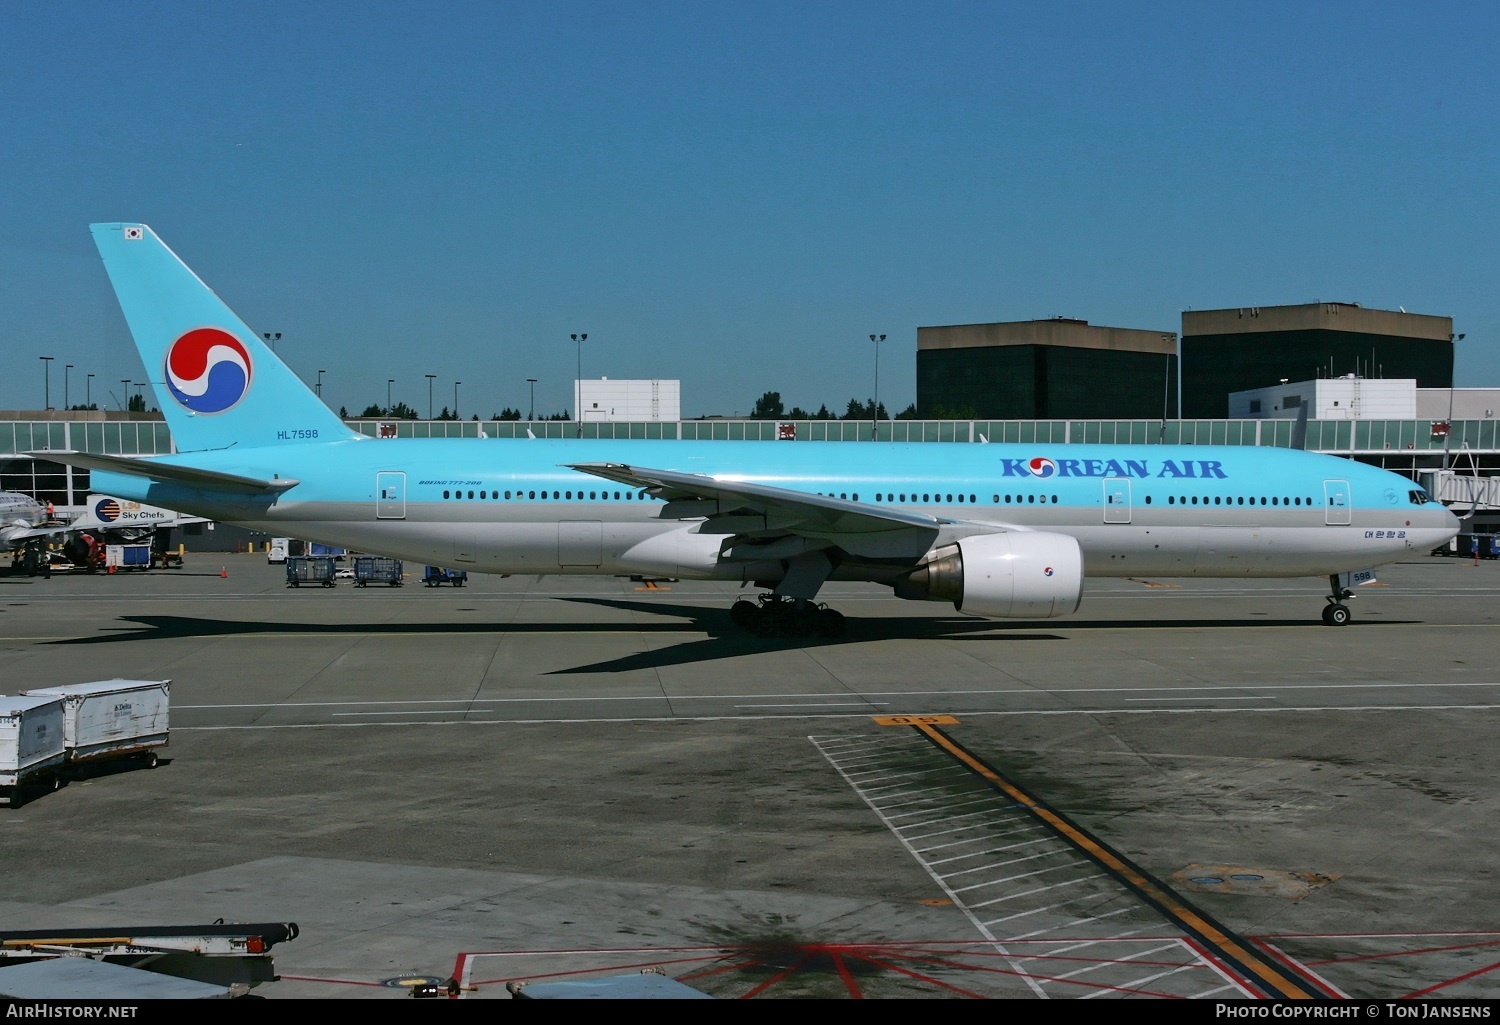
[124,226,144,240]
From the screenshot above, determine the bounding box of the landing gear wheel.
[1325,603,1351,626]
[730,599,757,628]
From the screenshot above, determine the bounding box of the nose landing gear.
[1322,574,1355,625]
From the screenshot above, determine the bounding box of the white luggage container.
[0,694,67,805]
[22,679,169,770]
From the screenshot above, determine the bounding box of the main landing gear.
[1321,573,1355,626]
[731,594,846,638]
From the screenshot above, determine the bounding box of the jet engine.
[894,531,1084,619]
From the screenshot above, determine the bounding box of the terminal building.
[916,319,1178,420]
[1180,303,1454,418]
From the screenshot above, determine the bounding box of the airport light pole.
[387,379,394,414]
[120,379,131,411]
[527,378,537,421]
[64,364,72,410]
[316,369,325,400]
[571,334,587,436]
[426,374,436,420]
[1160,334,1173,444]
[262,331,281,354]
[870,334,885,440]
[86,374,94,409]
[1445,332,1466,469]
[40,356,53,410]
[454,381,460,420]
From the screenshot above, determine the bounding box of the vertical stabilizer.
[89,223,359,452]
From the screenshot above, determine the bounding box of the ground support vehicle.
[21,679,169,774]
[286,555,337,587]
[423,566,468,587]
[0,695,66,807]
[354,556,404,586]
[0,921,297,995]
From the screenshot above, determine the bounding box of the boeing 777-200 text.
[33,223,1460,635]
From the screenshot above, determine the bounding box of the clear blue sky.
[3,1,1496,419]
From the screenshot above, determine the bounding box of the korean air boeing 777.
[37,223,1460,635]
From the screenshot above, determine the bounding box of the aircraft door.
[1323,479,1352,525]
[1102,478,1131,523]
[559,520,603,567]
[376,471,406,519]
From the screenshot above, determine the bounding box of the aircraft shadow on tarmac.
[40,600,1399,675]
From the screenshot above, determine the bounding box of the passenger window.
[443,490,450,499]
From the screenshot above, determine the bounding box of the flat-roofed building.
[916,318,1178,419]
[1181,303,1453,419]
[576,378,680,422]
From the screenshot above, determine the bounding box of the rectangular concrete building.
[576,379,681,423]
[916,318,1178,420]
[1181,303,1453,418]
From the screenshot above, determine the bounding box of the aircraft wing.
[26,451,298,494]
[567,461,1013,562]
[1,524,69,545]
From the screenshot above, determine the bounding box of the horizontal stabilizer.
[27,451,298,494]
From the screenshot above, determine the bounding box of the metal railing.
[1,416,1496,456]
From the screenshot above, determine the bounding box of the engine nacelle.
[895,531,1084,619]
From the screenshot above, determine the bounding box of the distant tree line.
[354,403,571,422]
[748,391,919,421]
[345,392,977,422]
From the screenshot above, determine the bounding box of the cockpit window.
[1409,489,1432,505]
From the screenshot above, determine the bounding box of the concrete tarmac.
[1,552,1497,999]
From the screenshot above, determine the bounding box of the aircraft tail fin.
[89,223,359,452]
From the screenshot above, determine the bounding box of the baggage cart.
[423,566,468,587]
[286,555,337,587]
[354,556,404,586]
[22,679,169,771]
[1,695,67,806]
[105,544,152,571]
[1464,534,1500,560]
